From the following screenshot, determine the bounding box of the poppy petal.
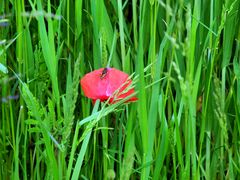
[80,68,108,99]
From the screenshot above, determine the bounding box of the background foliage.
[0,0,240,179]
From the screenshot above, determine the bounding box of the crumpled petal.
[80,68,137,103]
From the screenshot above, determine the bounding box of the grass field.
[1,0,240,179]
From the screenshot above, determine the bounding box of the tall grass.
[1,0,240,179]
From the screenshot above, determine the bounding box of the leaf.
[0,63,8,74]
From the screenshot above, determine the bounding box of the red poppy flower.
[80,68,138,104]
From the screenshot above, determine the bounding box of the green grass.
[1,0,240,179]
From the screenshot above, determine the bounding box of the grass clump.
[1,0,240,179]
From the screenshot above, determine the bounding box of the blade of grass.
[71,100,100,179]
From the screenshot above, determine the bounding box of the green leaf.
[0,63,8,74]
